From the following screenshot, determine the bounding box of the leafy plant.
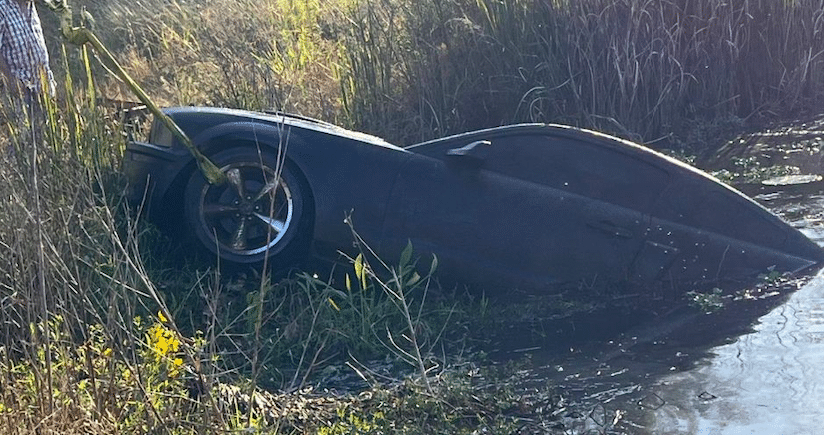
[711,156,798,184]
[686,288,726,313]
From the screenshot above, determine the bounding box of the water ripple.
[650,272,824,434]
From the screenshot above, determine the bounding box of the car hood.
[162,106,402,151]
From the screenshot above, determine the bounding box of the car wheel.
[183,147,308,266]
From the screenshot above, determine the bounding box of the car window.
[479,133,670,212]
[690,190,786,246]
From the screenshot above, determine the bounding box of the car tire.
[183,147,308,266]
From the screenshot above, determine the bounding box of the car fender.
[187,120,413,258]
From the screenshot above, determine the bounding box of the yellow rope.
[42,0,226,185]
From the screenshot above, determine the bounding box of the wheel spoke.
[253,177,281,202]
[202,203,239,216]
[226,168,246,199]
[230,219,248,250]
[253,212,286,234]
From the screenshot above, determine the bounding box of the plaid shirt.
[0,0,56,96]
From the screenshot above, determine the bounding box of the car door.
[381,130,672,291]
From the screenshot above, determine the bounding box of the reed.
[70,0,824,149]
[3,0,822,430]
[340,0,824,147]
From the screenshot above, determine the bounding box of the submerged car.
[124,107,824,291]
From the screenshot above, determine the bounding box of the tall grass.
[71,0,824,152]
[71,0,824,149]
[0,66,457,432]
[1,77,156,432]
[92,0,346,119]
[341,0,824,148]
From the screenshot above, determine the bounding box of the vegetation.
[0,84,554,432]
[1,0,822,433]
[50,0,824,149]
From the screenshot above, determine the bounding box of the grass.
[63,0,824,149]
[84,0,346,118]
[3,0,824,433]
[0,77,484,433]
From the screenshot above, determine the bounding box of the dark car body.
[124,107,824,291]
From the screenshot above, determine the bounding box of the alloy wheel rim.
[197,162,294,256]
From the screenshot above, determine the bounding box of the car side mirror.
[446,140,492,162]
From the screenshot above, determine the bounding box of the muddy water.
[495,188,824,434]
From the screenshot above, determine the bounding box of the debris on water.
[638,393,666,410]
[762,174,822,186]
[610,368,629,377]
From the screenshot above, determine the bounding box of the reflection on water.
[648,271,824,434]
[508,187,824,434]
[641,192,824,434]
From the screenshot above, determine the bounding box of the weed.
[711,156,799,184]
[686,288,726,313]
[50,0,824,148]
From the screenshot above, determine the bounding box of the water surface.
[645,270,824,434]
[638,191,824,434]
[498,186,824,434]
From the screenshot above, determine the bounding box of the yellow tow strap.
[43,0,226,185]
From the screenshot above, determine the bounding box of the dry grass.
[91,0,347,120]
[0,87,456,433]
[53,0,824,148]
[3,0,824,432]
